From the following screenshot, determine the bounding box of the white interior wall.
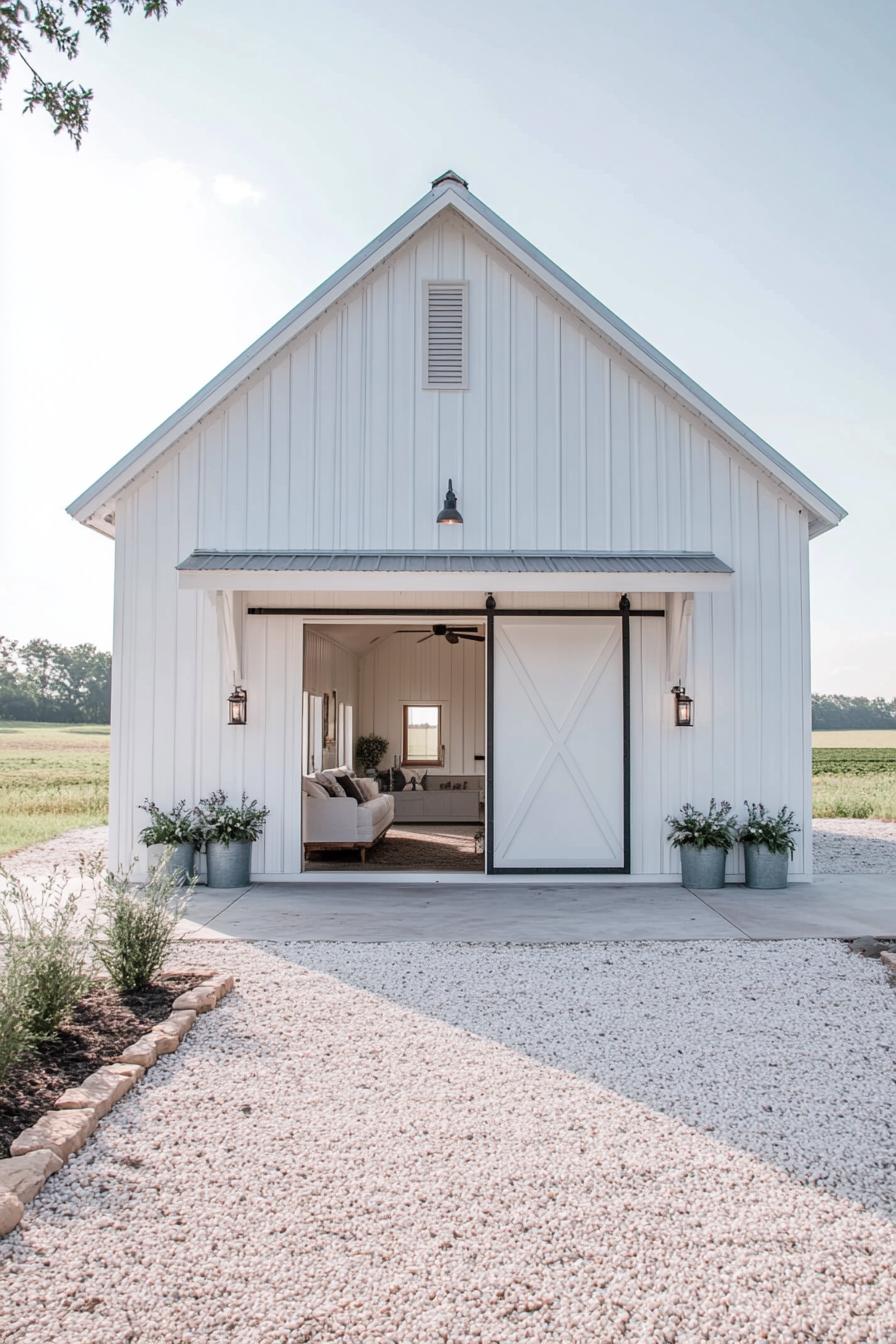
[303,629,360,770]
[358,631,485,776]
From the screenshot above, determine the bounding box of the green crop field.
[812,731,896,820]
[0,722,110,857]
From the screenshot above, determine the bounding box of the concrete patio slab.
[173,886,251,940]
[699,874,896,939]
[180,881,741,941]
[177,872,896,942]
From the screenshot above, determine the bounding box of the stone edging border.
[0,967,234,1238]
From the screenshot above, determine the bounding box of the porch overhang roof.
[176,550,734,594]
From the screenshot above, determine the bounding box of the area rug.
[308,825,484,871]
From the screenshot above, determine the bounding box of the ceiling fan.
[395,624,485,644]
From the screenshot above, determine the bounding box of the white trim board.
[180,570,732,595]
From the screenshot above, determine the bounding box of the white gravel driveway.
[812,818,896,873]
[0,825,109,878]
[2,938,895,1343]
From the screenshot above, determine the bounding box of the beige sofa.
[302,774,394,863]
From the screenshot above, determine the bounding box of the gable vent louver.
[424,281,467,389]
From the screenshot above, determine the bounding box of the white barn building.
[69,171,845,883]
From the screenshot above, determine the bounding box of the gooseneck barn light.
[228,685,248,726]
[436,478,463,525]
[671,684,693,727]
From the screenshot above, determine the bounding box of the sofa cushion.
[302,794,359,844]
[302,775,328,799]
[355,793,394,841]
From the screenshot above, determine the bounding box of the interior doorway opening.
[301,619,486,873]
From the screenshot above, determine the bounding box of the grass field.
[0,722,109,857]
[812,730,896,820]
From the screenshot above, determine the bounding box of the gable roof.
[68,169,846,538]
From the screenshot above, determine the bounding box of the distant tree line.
[0,639,888,731]
[812,694,896,730]
[0,637,111,723]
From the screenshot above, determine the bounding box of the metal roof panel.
[176,549,734,576]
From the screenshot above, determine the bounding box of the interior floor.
[304,822,485,873]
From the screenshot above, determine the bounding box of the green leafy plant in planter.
[737,802,800,889]
[666,798,737,889]
[355,734,389,776]
[138,799,201,884]
[196,791,270,888]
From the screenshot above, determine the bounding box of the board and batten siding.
[108,210,813,878]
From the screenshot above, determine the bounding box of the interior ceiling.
[308,622,483,655]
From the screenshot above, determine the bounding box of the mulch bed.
[0,974,201,1157]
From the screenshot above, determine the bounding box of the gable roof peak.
[431,169,469,190]
[67,171,845,538]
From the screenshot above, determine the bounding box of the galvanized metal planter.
[147,843,195,886]
[205,840,252,889]
[743,843,789,889]
[679,844,727,889]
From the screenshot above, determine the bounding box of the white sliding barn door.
[491,617,625,871]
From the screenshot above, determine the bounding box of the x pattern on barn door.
[490,617,625,872]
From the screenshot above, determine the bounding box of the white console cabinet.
[391,787,482,824]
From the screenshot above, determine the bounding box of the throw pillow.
[315,771,346,798]
[302,775,328,799]
[356,777,379,801]
[335,771,366,805]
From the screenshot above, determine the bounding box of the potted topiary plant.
[737,803,800,889]
[355,734,389,778]
[197,790,269,888]
[138,800,200,885]
[667,798,737,889]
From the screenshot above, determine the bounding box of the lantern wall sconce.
[436,478,463,525]
[671,684,693,727]
[228,685,247,726]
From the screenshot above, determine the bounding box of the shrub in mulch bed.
[0,973,202,1157]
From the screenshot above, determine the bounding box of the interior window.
[402,704,442,766]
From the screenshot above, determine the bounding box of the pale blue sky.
[2,0,894,692]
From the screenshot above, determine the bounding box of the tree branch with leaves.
[0,1,181,147]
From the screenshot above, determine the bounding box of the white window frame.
[401,701,446,768]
